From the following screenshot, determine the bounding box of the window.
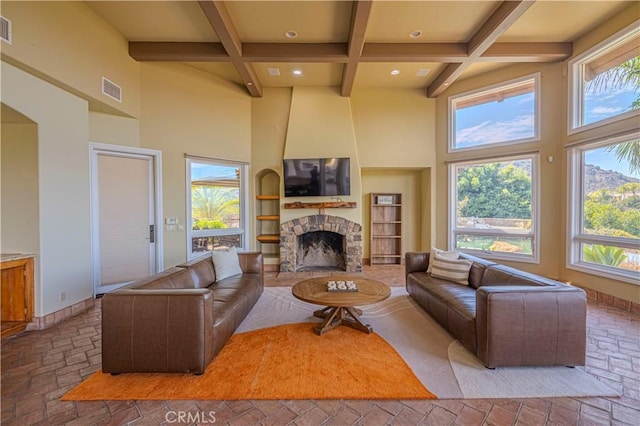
[569,22,639,133]
[186,157,248,259]
[449,154,539,262]
[449,74,539,152]
[568,133,640,283]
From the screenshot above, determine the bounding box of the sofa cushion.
[483,265,550,287]
[459,253,498,289]
[134,268,196,289]
[430,253,473,285]
[426,247,459,274]
[211,247,243,281]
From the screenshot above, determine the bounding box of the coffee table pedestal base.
[313,306,372,336]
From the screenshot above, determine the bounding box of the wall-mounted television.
[283,157,351,197]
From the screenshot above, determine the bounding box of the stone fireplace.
[280,215,362,272]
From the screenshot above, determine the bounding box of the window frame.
[185,156,249,260]
[567,21,640,135]
[448,153,540,263]
[567,131,640,284]
[448,73,541,153]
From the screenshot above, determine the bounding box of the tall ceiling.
[86,0,634,97]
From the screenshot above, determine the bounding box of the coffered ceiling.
[86,0,634,97]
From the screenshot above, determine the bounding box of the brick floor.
[1,265,639,425]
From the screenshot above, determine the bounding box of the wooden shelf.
[256,195,279,200]
[284,201,356,209]
[257,234,280,243]
[370,193,402,265]
[257,215,279,221]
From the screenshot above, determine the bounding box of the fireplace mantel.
[284,201,356,209]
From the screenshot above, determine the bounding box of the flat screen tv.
[283,157,351,197]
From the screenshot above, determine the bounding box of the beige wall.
[434,3,639,303]
[138,62,252,267]
[351,88,437,168]
[2,61,92,316]
[1,122,39,256]
[1,1,140,118]
[559,3,640,303]
[89,112,140,147]
[281,87,363,225]
[436,62,565,278]
[361,169,427,261]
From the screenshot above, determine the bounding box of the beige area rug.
[237,287,619,399]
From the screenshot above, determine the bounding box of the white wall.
[1,61,93,316]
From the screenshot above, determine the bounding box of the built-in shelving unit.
[255,171,281,263]
[370,193,402,265]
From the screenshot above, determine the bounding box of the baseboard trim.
[26,297,95,331]
[575,285,640,314]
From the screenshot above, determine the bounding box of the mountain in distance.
[584,163,640,194]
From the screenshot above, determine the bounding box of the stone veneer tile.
[280,214,362,273]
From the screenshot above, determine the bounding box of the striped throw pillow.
[426,247,459,274]
[430,252,473,286]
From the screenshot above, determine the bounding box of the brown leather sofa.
[405,252,586,368]
[101,252,263,374]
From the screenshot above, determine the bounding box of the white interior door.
[92,148,161,294]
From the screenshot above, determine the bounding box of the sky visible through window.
[584,80,637,127]
[585,147,639,179]
[455,92,535,149]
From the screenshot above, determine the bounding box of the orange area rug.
[63,323,436,400]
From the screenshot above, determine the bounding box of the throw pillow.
[211,247,243,281]
[430,252,473,286]
[426,247,459,274]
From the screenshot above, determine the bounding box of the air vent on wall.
[102,77,122,102]
[1,16,12,44]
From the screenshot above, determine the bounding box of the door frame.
[89,142,164,295]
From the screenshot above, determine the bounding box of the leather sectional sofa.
[101,252,263,374]
[405,251,587,368]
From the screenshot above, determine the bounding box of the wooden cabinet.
[370,193,402,265]
[1,255,35,338]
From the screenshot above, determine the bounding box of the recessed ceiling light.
[416,68,430,77]
[409,30,422,39]
[284,30,298,39]
[292,69,303,76]
[390,70,400,76]
[247,82,253,86]
[267,67,281,76]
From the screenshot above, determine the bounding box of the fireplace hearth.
[280,215,362,272]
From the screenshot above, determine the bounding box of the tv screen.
[283,158,351,197]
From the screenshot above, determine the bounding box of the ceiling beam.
[242,43,348,63]
[362,42,570,63]
[361,43,468,62]
[427,0,536,98]
[481,42,572,62]
[198,0,262,97]
[341,0,373,97]
[129,41,570,64]
[129,42,230,62]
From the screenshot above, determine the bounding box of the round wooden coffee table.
[292,277,391,335]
